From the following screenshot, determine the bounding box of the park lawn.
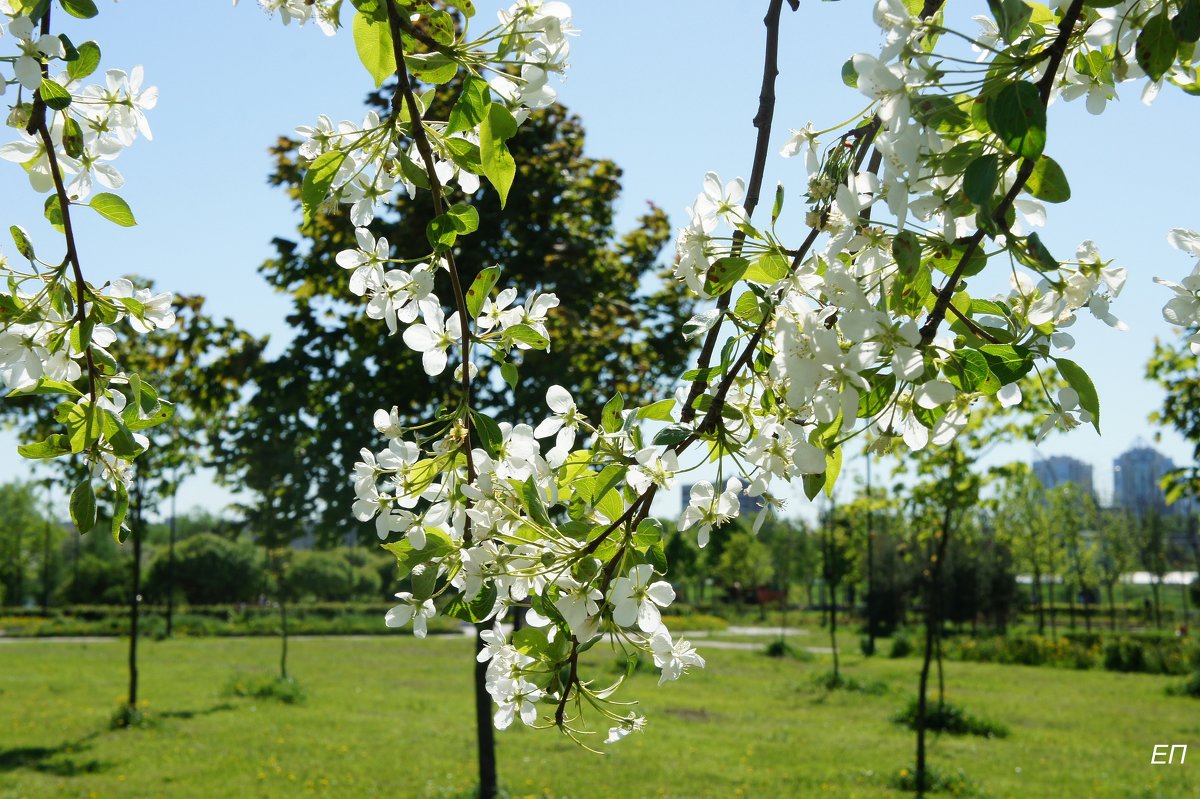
[0,635,1197,799]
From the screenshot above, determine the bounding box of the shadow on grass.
[0,732,109,777]
[1,700,238,778]
[158,701,237,721]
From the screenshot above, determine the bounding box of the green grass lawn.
[1,635,1198,798]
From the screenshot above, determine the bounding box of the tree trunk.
[279,597,289,681]
[1147,578,1156,628]
[916,505,953,797]
[165,489,177,638]
[40,515,51,615]
[128,504,142,711]
[829,582,840,682]
[1107,582,1116,632]
[473,623,498,799]
[1034,570,1045,636]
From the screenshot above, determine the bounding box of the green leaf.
[10,225,35,260]
[446,202,479,234]
[840,58,858,88]
[744,252,789,284]
[512,626,549,657]
[465,266,499,319]
[943,349,991,392]
[521,476,552,528]
[1024,155,1071,203]
[111,483,129,543]
[988,80,1046,159]
[500,361,518,390]
[62,116,84,159]
[734,291,763,324]
[979,344,1034,384]
[426,214,458,251]
[771,182,784,223]
[17,434,72,459]
[652,425,691,447]
[408,52,458,85]
[892,230,921,274]
[88,193,136,227]
[987,0,1032,43]
[963,154,1000,208]
[67,40,100,80]
[824,446,842,498]
[65,402,102,453]
[636,399,676,422]
[1136,13,1177,81]
[7,378,82,398]
[60,0,99,18]
[601,393,624,433]
[803,471,826,501]
[507,324,549,350]
[447,76,491,135]
[632,519,662,552]
[444,582,497,623]
[70,480,97,534]
[479,103,518,208]
[301,151,346,221]
[352,10,396,88]
[1173,0,1200,43]
[100,409,141,457]
[858,373,896,418]
[704,256,749,296]
[1055,357,1100,433]
[39,78,72,110]
[471,409,503,458]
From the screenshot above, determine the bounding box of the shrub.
[144,534,263,605]
[1166,672,1200,699]
[890,764,975,796]
[889,633,914,658]
[223,673,306,704]
[893,697,1009,739]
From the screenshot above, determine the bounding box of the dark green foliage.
[61,555,129,605]
[893,697,1009,738]
[277,549,381,602]
[889,632,915,658]
[809,670,888,695]
[144,534,263,605]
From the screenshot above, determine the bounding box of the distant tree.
[713,530,773,616]
[144,533,264,605]
[0,481,52,607]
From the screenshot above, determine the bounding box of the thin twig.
[918,0,1086,346]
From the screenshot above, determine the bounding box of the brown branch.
[918,0,1086,346]
[384,2,478,494]
[27,8,97,404]
[680,0,788,424]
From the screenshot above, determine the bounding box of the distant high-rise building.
[1113,445,1175,515]
[1032,455,1094,497]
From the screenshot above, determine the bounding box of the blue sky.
[1,1,1197,522]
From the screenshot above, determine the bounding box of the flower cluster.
[2,4,173,534]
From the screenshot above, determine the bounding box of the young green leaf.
[1024,155,1071,203]
[465,266,500,319]
[1136,13,1177,81]
[70,480,97,534]
[39,78,72,110]
[1055,357,1101,433]
[352,10,396,88]
[89,193,137,227]
[301,151,346,221]
[68,40,101,80]
[988,80,1046,159]
[479,103,517,208]
[447,76,491,135]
